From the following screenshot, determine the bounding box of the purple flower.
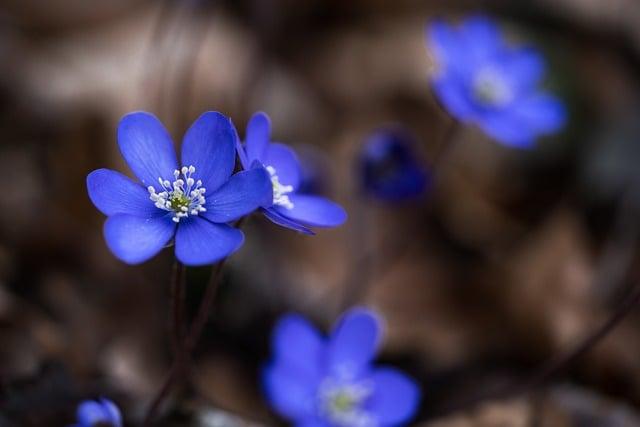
[236,112,347,234]
[359,127,429,202]
[427,15,567,148]
[87,111,272,266]
[263,308,421,427]
[71,398,122,427]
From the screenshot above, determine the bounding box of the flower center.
[318,379,375,427]
[266,165,294,209]
[148,165,207,223]
[472,67,513,106]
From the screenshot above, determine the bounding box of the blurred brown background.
[2,0,640,425]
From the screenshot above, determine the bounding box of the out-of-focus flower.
[359,127,429,202]
[427,15,567,148]
[87,111,272,266]
[263,308,421,426]
[236,112,347,234]
[71,398,122,427]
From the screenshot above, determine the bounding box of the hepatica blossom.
[236,112,347,234]
[87,111,271,266]
[263,308,421,427]
[71,398,121,427]
[427,15,567,148]
[359,127,429,202]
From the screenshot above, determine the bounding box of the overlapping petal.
[174,217,243,266]
[246,112,271,163]
[263,208,315,235]
[181,111,236,193]
[117,112,178,188]
[264,142,302,190]
[367,367,421,425]
[274,194,347,228]
[104,214,175,265]
[263,363,318,420]
[202,167,272,223]
[328,308,382,376]
[272,314,324,379]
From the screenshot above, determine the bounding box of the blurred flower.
[359,127,429,202]
[427,15,567,148]
[71,398,122,427]
[236,112,347,234]
[87,111,271,266]
[263,308,421,426]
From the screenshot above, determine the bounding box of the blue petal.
[117,112,178,188]
[366,367,421,425]
[246,112,271,163]
[503,48,546,90]
[274,194,347,228]
[77,401,108,426]
[263,208,315,235]
[298,420,330,427]
[202,167,272,223]
[263,362,318,420]
[234,124,250,170]
[99,399,122,427]
[272,314,324,380]
[513,93,567,133]
[181,112,236,193]
[328,308,382,376]
[460,15,502,61]
[478,108,533,148]
[264,142,301,190]
[174,217,243,266]
[431,78,477,122]
[104,214,175,265]
[87,169,159,217]
[427,20,470,79]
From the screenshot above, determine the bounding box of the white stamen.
[148,165,207,223]
[318,378,375,427]
[266,165,294,209]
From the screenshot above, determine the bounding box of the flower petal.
[273,194,347,228]
[431,78,477,122]
[175,217,243,266]
[87,169,159,217]
[263,362,318,420]
[264,142,301,190]
[479,109,534,148]
[427,20,470,79]
[117,112,178,188]
[460,15,501,61]
[513,93,567,134]
[181,111,236,193]
[202,167,272,223]
[99,399,122,427]
[104,214,175,265]
[263,208,315,235]
[503,48,546,90]
[272,314,324,379]
[328,308,382,376]
[246,111,271,163]
[366,367,421,425]
[77,401,109,426]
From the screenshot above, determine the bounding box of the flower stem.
[169,259,186,357]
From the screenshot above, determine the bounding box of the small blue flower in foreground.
[263,308,421,426]
[87,111,272,266]
[71,398,122,427]
[359,127,429,202]
[427,15,567,148]
[236,112,347,234]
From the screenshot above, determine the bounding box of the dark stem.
[169,259,186,356]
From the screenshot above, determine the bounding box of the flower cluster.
[427,15,567,148]
[87,111,347,265]
[263,308,421,427]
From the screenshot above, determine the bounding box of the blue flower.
[71,398,122,427]
[263,308,421,427]
[236,112,347,234]
[87,111,272,266]
[359,127,429,202]
[427,15,567,148]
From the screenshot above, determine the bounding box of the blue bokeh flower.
[71,398,122,427]
[427,15,567,148]
[263,308,421,427]
[236,112,347,234]
[359,127,429,202]
[87,111,272,266]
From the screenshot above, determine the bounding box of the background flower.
[263,308,421,427]
[87,111,271,266]
[427,15,567,148]
[237,112,347,234]
[71,398,122,427]
[359,127,429,202]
